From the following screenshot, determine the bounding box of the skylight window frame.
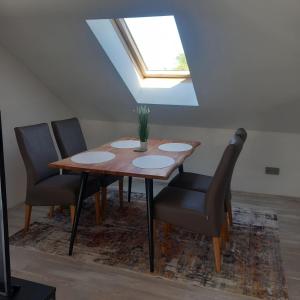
[113,18,191,79]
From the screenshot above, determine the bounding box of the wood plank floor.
[8,181,300,300]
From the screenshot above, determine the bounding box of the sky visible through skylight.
[124,16,189,72]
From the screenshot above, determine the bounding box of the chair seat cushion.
[27,174,99,206]
[168,172,212,192]
[169,172,232,213]
[154,187,214,235]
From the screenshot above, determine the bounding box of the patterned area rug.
[10,191,288,299]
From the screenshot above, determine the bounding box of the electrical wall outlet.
[265,167,280,175]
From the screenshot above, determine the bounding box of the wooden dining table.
[49,137,200,272]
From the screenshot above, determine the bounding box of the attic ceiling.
[0,0,300,133]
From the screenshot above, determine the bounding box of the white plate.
[71,151,115,164]
[132,155,175,169]
[158,143,192,152]
[111,140,140,149]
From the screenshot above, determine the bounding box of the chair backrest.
[235,128,247,142]
[15,123,59,186]
[226,128,247,195]
[51,117,87,158]
[205,136,243,233]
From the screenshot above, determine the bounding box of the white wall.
[1,34,298,206]
[1,0,300,133]
[0,44,73,208]
[86,19,198,107]
[81,119,300,198]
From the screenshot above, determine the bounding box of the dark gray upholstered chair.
[235,128,247,142]
[168,128,247,226]
[15,123,101,233]
[51,118,124,215]
[153,137,242,272]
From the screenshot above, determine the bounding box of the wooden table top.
[49,137,200,180]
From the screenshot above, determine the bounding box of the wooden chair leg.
[101,186,107,212]
[221,220,229,240]
[48,206,54,218]
[24,204,32,233]
[162,223,172,256]
[223,219,229,241]
[118,178,124,208]
[212,237,222,273]
[227,201,233,226]
[163,223,172,239]
[95,192,101,225]
[221,221,230,250]
[70,205,76,225]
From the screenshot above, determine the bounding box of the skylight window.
[115,16,190,78]
[86,17,198,106]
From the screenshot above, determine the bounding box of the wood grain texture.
[49,137,200,180]
[70,205,75,225]
[48,206,54,218]
[212,237,221,273]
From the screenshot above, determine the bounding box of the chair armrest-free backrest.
[15,123,59,186]
[235,128,247,142]
[51,117,87,158]
[205,137,242,234]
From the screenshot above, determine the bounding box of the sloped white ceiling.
[0,0,299,132]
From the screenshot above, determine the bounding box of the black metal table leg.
[69,172,89,256]
[178,164,184,174]
[145,178,154,272]
[128,176,132,203]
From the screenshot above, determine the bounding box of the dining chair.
[235,128,247,142]
[168,129,246,226]
[153,137,241,272]
[15,123,101,233]
[51,117,124,214]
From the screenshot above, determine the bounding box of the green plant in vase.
[137,105,150,151]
